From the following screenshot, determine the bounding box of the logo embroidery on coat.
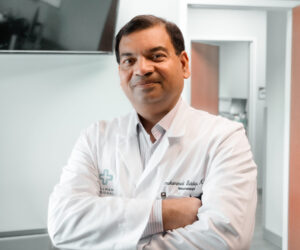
[99,169,113,185]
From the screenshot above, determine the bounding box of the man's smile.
[131,79,162,88]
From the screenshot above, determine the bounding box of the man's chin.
[137,95,164,105]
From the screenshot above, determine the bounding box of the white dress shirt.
[137,98,182,237]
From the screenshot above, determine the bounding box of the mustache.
[130,77,161,87]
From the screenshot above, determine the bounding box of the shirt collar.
[134,98,182,135]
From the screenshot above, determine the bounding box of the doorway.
[191,40,250,135]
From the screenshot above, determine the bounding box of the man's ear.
[179,51,191,79]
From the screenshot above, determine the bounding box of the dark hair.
[115,15,185,64]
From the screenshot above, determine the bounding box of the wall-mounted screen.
[0,0,119,53]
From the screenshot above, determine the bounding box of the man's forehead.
[119,25,174,54]
[119,45,169,57]
[123,24,168,38]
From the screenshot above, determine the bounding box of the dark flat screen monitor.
[0,0,119,53]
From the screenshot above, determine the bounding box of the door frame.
[188,37,256,157]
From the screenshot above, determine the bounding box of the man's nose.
[134,57,154,76]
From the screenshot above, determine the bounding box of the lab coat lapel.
[135,135,170,188]
[117,113,143,187]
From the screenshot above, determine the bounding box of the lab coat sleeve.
[47,127,154,250]
[142,126,257,250]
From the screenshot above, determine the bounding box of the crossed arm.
[48,130,201,250]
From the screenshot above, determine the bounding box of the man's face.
[118,25,190,114]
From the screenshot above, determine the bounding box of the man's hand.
[162,197,202,231]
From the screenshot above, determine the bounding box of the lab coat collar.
[123,110,139,138]
[117,115,143,183]
[165,99,187,139]
[124,98,188,140]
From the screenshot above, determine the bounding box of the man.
[48,15,257,250]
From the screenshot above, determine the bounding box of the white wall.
[0,54,131,231]
[115,0,180,33]
[0,0,181,234]
[265,10,287,238]
[187,8,267,189]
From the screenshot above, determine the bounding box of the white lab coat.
[48,100,257,250]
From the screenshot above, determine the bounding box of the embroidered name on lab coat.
[164,179,204,191]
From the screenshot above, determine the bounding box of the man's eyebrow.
[120,52,133,58]
[149,46,169,53]
[120,46,169,58]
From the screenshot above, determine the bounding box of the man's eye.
[152,54,165,61]
[122,58,135,65]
